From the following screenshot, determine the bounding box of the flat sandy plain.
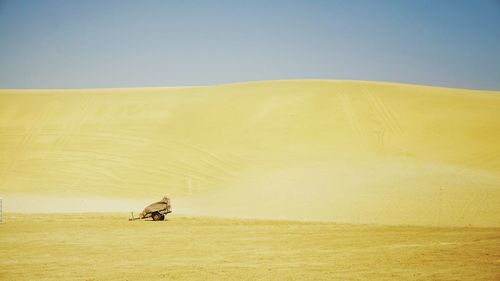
[1,213,499,281]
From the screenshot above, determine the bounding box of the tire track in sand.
[337,89,365,139]
[363,88,403,136]
[28,128,244,188]
[361,87,403,151]
[52,95,97,190]
[0,98,55,188]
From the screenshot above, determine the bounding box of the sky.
[0,0,499,90]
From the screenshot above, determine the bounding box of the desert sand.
[1,80,500,280]
[1,213,499,281]
[1,80,499,226]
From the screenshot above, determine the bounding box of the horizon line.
[1,79,499,93]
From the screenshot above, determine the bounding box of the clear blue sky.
[0,0,499,90]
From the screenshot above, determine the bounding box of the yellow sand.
[1,213,499,281]
[1,80,499,226]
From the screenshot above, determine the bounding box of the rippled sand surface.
[1,80,499,226]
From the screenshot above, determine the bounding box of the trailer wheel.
[152,212,164,221]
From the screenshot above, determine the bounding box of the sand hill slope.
[1,80,499,226]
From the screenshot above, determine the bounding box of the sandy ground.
[1,80,500,226]
[0,213,499,281]
[1,80,499,279]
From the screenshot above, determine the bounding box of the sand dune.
[1,80,499,226]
